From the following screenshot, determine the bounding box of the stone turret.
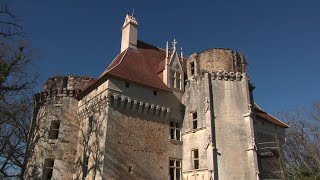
[24,75,94,180]
[187,48,247,78]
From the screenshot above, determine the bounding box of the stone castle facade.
[24,14,288,180]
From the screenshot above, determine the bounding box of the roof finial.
[132,8,135,17]
[172,39,177,51]
[180,47,183,59]
[166,41,169,59]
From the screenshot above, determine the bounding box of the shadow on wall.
[73,91,185,179]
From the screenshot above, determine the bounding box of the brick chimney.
[121,14,138,53]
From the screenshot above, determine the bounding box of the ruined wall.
[24,75,94,180]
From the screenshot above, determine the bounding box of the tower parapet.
[34,76,95,106]
[187,48,247,78]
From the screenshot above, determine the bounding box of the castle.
[24,14,288,180]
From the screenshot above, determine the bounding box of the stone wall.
[182,74,213,180]
[77,77,184,179]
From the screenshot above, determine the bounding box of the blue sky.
[10,0,320,115]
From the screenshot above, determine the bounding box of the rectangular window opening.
[169,159,181,180]
[192,149,199,169]
[43,159,54,180]
[83,155,89,178]
[169,121,181,141]
[190,62,195,76]
[49,120,60,139]
[88,116,93,135]
[153,91,157,96]
[192,112,197,129]
[125,82,130,88]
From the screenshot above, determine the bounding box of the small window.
[192,112,197,129]
[153,91,157,96]
[190,62,195,76]
[170,70,182,90]
[128,166,133,173]
[43,159,54,180]
[192,149,199,169]
[176,72,181,89]
[83,155,89,178]
[169,159,181,180]
[125,82,130,88]
[88,116,93,135]
[49,120,60,139]
[170,121,181,141]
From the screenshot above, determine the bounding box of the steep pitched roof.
[77,40,170,99]
[254,103,289,128]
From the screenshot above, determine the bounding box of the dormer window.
[170,70,182,90]
[190,62,195,76]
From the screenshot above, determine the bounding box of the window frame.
[169,120,181,141]
[190,61,195,76]
[48,120,60,139]
[191,111,198,130]
[43,159,54,180]
[169,159,182,180]
[192,149,199,169]
[169,69,182,90]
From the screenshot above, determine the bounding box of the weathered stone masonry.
[24,14,288,180]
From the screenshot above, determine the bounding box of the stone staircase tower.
[182,49,259,180]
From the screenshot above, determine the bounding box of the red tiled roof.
[77,40,170,99]
[254,103,289,128]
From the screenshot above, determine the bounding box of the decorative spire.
[172,39,177,51]
[180,47,183,59]
[166,41,169,58]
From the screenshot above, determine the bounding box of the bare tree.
[0,2,36,179]
[280,101,320,180]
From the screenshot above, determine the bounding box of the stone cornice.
[33,88,76,106]
[211,71,244,81]
[77,89,171,120]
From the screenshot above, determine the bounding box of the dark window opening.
[128,166,132,173]
[153,91,157,96]
[169,159,181,180]
[43,159,54,180]
[83,155,89,178]
[88,116,93,134]
[190,62,195,76]
[192,112,197,129]
[170,121,181,141]
[49,120,60,139]
[125,82,130,88]
[192,149,199,169]
[63,76,68,89]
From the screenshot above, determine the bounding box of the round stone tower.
[187,48,247,77]
[24,75,95,180]
[183,48,258,180]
